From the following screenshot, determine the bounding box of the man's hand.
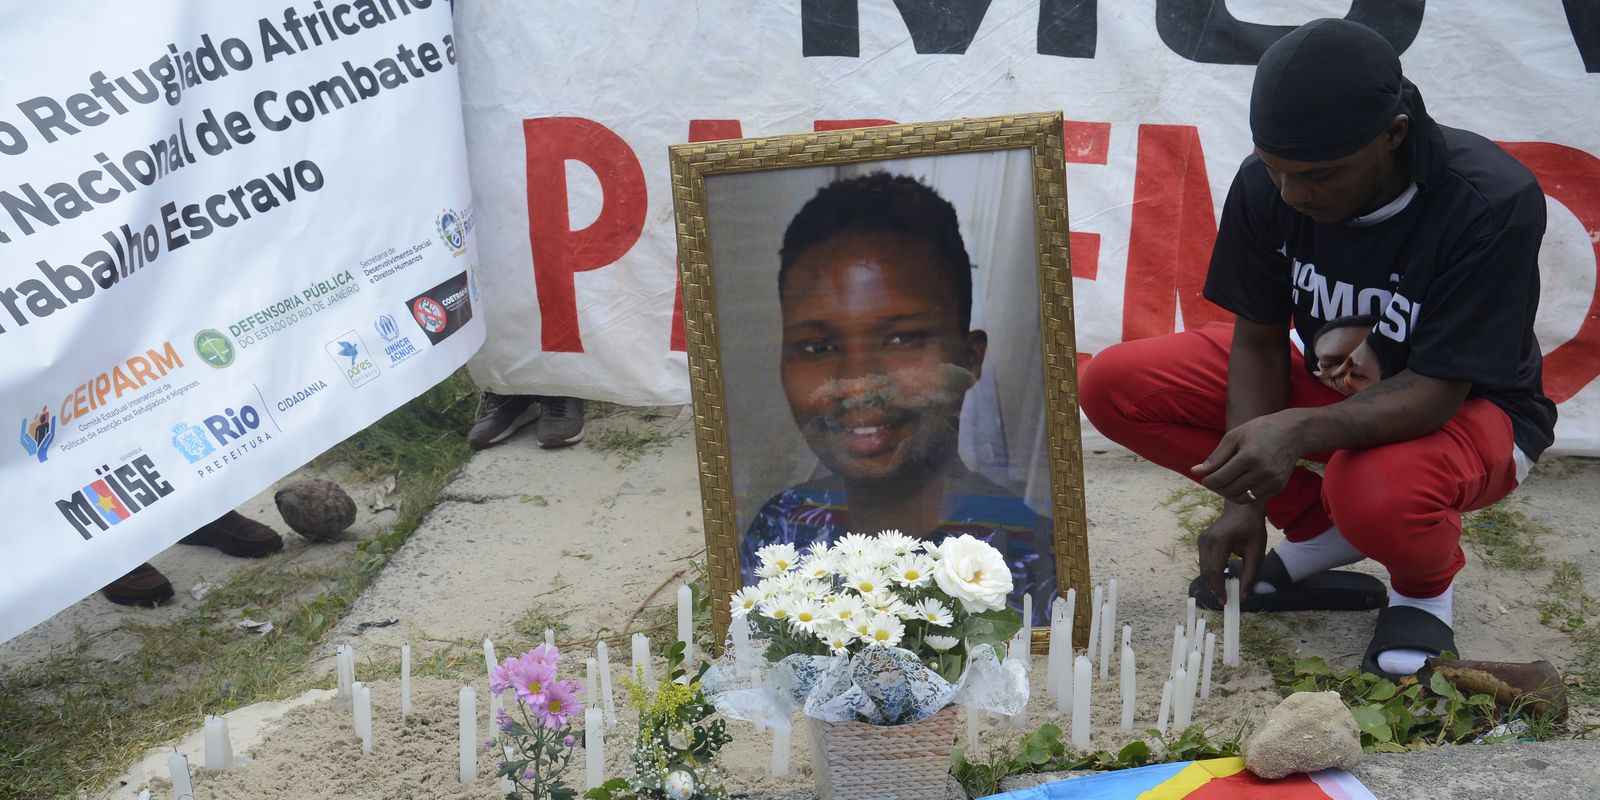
[1191,409,1305,504]
[1197,504,1269,602]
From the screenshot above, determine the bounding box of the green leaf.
[1294,657,1333,676]
[1115,740,1151,766]
[962,608,1024,646]
[1350,704,1393,743]
[1429,671,1460,700]
[1366,681,1398,702]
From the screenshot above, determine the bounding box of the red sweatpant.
[1079,323,1520,598]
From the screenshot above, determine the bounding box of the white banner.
[1,1,482,643]
[458,0,1600,453]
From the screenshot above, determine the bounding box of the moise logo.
[55,455,174,540]
[19,406,55,463]
[324,331,380,388]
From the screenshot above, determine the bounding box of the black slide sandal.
[1189,551,1388,613]
[1362,605,1457,681]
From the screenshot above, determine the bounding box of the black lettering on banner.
[1155,0,1424,65]
[1565,0,1600,72]
[802,0,996,56]
[1039,0,1097,58]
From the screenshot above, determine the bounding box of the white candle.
[546,628,556,647]
[1046,598,1066,701]
[771,723,791,777]
[586,657,598,705]
[1157,679,1173,737]
[732,616,756,678]
[1192,618,1207,656]
[1021,592,1033,632]
[966,706,981,752]
[1171,665,1190,730]
[1224,578,1241,667]
[168,754,194,800]
[500,746,516,793]
[1098,599,1113,680]
[1201,632,1217,700]
[1169,624,1185,679]
[1185,597,1198,646]
[677,585,694,664]
[459,686,478,783]
[203,715,233,769]
[597,641,617,722]
[1086,585,1103,664]
[483,638,497,676]
[1070,655,1091,750]
[1119,644,1136,732]
[1122,624,1131,650]
[1183,649,1202,725]
[1105,579,1118,669]
[354,682,372,754]
[585,707,605,789]
[401,643,412,721]
[632,633,652,685]
[336,644,353,706]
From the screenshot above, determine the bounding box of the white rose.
[931,535,1012,612]
[664,769,696,800]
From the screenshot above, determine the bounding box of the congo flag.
[83,480,132,526]
[982,758,1378,800]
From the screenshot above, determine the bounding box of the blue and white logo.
[170,422,215,464]
[325,332,381,388]
[373,313,420,367]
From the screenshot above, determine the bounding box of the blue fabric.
[980,761,1192,799]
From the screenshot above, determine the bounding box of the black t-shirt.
[1204,123,1558,460]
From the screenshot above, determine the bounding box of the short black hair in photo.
[779,171,975,331]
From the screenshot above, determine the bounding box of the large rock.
[1243,691,1362,780]
[274,478,357,540]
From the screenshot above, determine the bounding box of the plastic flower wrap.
[707,532,1029,726]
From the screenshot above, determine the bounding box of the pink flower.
[491,655,524,694]
[511,659,559,706]
[534,679,582,729]
[527,643,561,666]
[496,708,514,730]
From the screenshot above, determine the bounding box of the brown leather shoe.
[101,563,174,606]
[179,511,284,558]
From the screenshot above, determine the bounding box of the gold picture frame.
[669,111,1089,654]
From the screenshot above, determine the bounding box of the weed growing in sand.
[1161,486,1223,547]
[1531,560,1600,707]
[0,370,478,798]
[1461,500,1548,571]
[516,603,576,644]
[590,425,675,468]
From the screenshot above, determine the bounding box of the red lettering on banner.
[1500,141,1600,403]
[523,117,647,353]
[814,119,897,131]
[1122,123,1230,341]
[1063,120,1112,281]
[670,120,747,352]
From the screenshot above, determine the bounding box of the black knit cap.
[1250,18,1406,162]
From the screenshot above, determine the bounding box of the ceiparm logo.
[324,331,380,388]
[194,329,236,368]
[55,454,174,540]
[19,406,55,463]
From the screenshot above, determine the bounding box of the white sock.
[1376,584,1454,676]
[1252,526,1367,594]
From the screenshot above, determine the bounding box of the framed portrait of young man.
[670,112,1089,651]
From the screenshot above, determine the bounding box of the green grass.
[1462,500,1548,571]
[589,425,675,469]
[0,369,479,798]
[1161,486,1224,547]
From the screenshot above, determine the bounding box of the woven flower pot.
[804,704,959,800]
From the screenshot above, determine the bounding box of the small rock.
[275,478,357,540]
[1242,691,1362,780]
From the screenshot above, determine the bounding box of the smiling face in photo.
[779,228,986,485]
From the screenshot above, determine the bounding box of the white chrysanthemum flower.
[921,540,944,560]
[730,587,762,618]
[912,598,954,627]
[829,595,868,625]
[932,534,1013,612]
[846,614,874,640]
[799,578,835,599]
[844,567,891,596]
[757,543,800,573]
[755,561,787,580]
[889,554,935,588]
[799,553,836,581]
[833,532,878,560]
[878,530,918,556]
[817,623,854,654]
[760,595,795,622]
[926,634,960,651]
[789,599,825,633]
[861,613,905,648]
[862,589,912,620]
[805,541,832,559]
